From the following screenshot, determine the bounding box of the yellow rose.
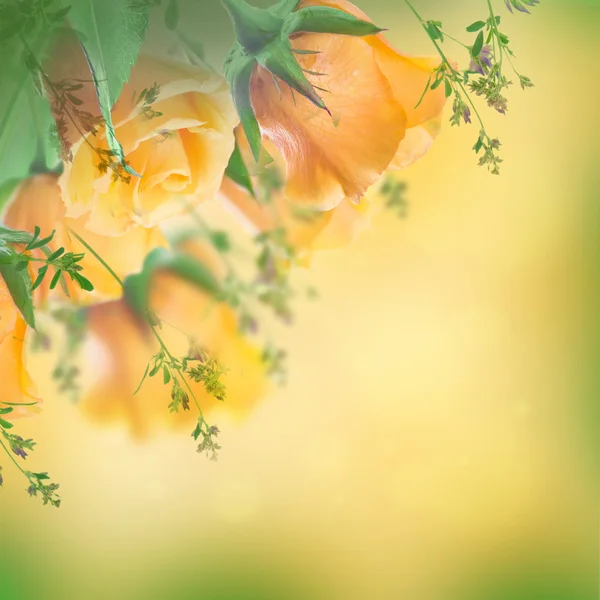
[3,174,167,302]
[248,0,446,209]
[80,239,268,438]
[48,34,239,235]
[0,268,41,418]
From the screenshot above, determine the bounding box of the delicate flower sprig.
[1,226,94,294]
[404,0,538,174]
[192,418,221,461]
[17,33,135,183]
[505,0,539,14]
[67,228,225,460]
[132,82,164,120]
[0,404,61,508]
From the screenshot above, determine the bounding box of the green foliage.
[225,140,255,198]
[222,0,383,161]
[63,0,155,175]
[0,0,66,191]
[123,247,221,322]
[0,404,61,508]
[404,0,538,174]
[0,245,36,328]
[0,226,94,331]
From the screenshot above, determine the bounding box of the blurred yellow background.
[1,1,598,598]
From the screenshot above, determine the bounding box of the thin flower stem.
[0,435,32,482]
[486,0,504,72]
[66,227,205,418]
[439,30,470,49]
[66,228,123,287]
[148,327,205,417]
[402,0,493,142]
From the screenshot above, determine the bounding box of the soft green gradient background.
[1,0,598,598]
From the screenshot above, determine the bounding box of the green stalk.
[66,228,205,418]
[403,0,492,143]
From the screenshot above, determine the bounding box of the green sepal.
[284,6,383,37]
[225,141,255,198]
[225,53,262,161]
[0,246,35,329]
[268,0,301,18]
[123,248,221,322]
[221,0,281,53]
[258,40,329,113]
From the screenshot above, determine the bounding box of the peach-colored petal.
[3,174,168,302]
[251,32,406,209]
[299,0,446,162]
[390,114,443,170]
[0,281,41,417]
[82,292,267,438]
[48,33,238,236]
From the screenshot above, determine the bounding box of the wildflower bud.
[221,0,383,160]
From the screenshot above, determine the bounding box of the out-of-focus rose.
[48,34,239,236]
[80,239,268,438]
[221,173,376,259]
[0,269,41,418]
[3,174,167,302]
[247,0,446,209]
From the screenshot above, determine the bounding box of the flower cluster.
[0,0,539,505]
[404,0,538,173]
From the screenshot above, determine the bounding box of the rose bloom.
[3,174,166,302]
[48,33,239,236]
[249,0,446,209]
[0,264,41,418]
[221,168,378,260]
[80,238,268,438]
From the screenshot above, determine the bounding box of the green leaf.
[444,79,452,98]
[466,21,486,32]
[0,226,34,246]
[47,247,65,261]
[133,363,150,395]
[71,272,94,292]
[163,366,171,385]
[65,0,154,176]
[226,55,262,161]
[165,0,179,31]
[426,21,442,41]
[27,232,56,251]
[0,63,39,192]
[0,418,14,429]
[0,247,35,329]
[430,77,443,90]
[31,265,48,291]
[49,269,62,290]
[285,6,383,37]
[225,141,255,198]
[472,30,484,57]
[0,407,14,415]
[123,248,221,322]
